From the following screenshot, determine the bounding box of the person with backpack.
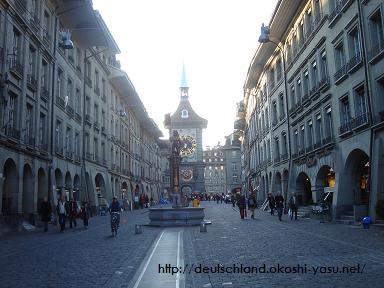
[267,192,276,216]
[248,191,257,219]
[237,195,247,219]
[275,192,285,221]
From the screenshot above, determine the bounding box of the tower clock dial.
[180,135,197,157]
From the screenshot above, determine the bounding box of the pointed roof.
[165,99,207,129]
[180,63,188,88]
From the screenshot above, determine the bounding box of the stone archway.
[65,172,72,200]
[342,149,370,206]
[274,172,282,195]
[315,165,335,204]
[296,172,312,206]
[260,176,266,199]
[95,173,106,200]
[22,164,35,223]
[37,168,48,212]
[2,159,18,215]
[73,174,80,201]
[55,169,63,199]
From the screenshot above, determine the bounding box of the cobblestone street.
[184,202,384,288]
[1,203,384,288]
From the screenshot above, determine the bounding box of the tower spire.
[180,63,189,100]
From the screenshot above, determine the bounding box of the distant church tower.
[164,65,208,196]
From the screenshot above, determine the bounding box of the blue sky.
[93,0,278,147]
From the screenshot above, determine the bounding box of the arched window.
[181,109,189,118]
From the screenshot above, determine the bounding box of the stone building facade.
[203,145,226,196]
[242,0,384,221]
[0,0,163,229]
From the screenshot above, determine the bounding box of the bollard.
[200,222,207,233]
[362,216,371,229]
[135,224,142,234]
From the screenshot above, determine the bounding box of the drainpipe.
[48,16,58,209]
[357,1,375,220]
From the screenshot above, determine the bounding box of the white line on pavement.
[132,230,165,288]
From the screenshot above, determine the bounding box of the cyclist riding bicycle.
[109,197,121,230]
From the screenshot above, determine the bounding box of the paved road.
[184,202,384,288]
[0,209,159,288]
[1,203,384,288]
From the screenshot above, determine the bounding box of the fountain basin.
[148,207,205,226]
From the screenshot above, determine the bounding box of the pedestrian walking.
[81,201,90,229]
[69,198,78,228]
[231,194,235,207]
[145,194,149,208]
[267,193,276,216]
[57,197,66,232]
[237,195,247,219]
[248,192,257,219]
[288,192,298,220]
[139,193,145,209]
[40,197,52,232]
[275,192,284,221]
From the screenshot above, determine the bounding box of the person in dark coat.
[275,192,285,221]
[288,192,298,220]
[248,192,257,219]
[145,194,149,208]
[237,195,247,219]
[81,201,91,229]
[40,197,52,232]
[69,198,78,228]
[267,193,276,216]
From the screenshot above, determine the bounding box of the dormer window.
[181,109,189,118]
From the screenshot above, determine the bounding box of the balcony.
[27,74,37,91]
[15,0,26,16]
[95,155,99,163]
[309,84,319,98]
[65,151,73,160]
[328,4,342,26]
[94,121,100,131]
[40,87,49,102]
[302,93,310,104]
[85,76,92,88]
[102,94,107,102]
[352,113,369,130]
[85,152,93,160]
[334,64,348,84]
[68,55,74,65]
[306,145,313,153]
[292,152,298,159]
[298,149,305,156]
[313,141,322,149]
[281,153,288,161]
[75,113,82,122]
[347,52,363,73]
[39,142,48,153]
[56,96,65,109]
[111,164,116,171]
[274,155,280,163]
[73,154,80,163]
[9,59,23,78]
[234,118,245,131]
[5,126,20,141]
[339,120,353,136]
[279,113,285,121]
[43,30,51,47]
[25,136,35,147]
[101,126,107,136]
[102,159,107,166]
[323,135,334,145]
[55,146,64,156]
[85,114,92,125]
[368,39,384,63]
[29,14,40,33]
[94,87,100,96]
[319,76,330,92]
[66,105,74,117]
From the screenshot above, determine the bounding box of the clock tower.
[164,65,208,198]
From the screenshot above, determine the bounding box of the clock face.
[180,135,197,157]
[181,169,193,181]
